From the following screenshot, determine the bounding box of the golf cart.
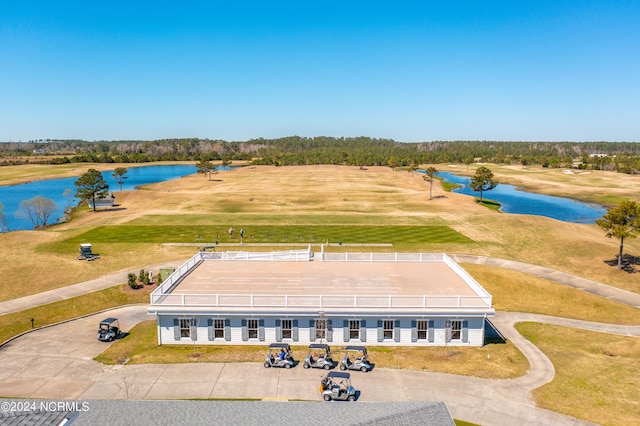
[340,345,373,372]
[320,371,357,401]
[78,243,100,261]
[97,318,120,342]
[264,343,295,369]
[303,343,334,370]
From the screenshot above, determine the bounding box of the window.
[282,319,292,339]
[315,319,326,341]
[248,319,259,339]
[417,320,428,340]
[383,320,394,340]
[180,318,193,338]
[214,319,225,339]
[447,320,462,340]
[349,320,360,340]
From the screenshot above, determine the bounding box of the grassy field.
[463,264,640,325]
[517,322,640,426]
[1,163,639,424]
[1,164,638,301]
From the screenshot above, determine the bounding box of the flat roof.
[175,260,477,297]
[149,252,494,313]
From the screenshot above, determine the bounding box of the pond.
[435,171,606,224]
[0,164,200,231]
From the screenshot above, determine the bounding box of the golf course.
[1,162,639,425]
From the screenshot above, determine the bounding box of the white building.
[147,249,495,347]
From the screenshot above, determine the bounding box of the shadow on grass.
[603,254,639,274]
[93,207,127,213]
[116,331,130,340]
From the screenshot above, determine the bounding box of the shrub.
[127,273,140,289]
[138,269,149,285]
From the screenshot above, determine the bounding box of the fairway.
[1,164,639,299]
[62,224,472,245]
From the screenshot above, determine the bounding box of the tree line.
[1,137,640,173]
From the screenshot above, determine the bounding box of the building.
[147,248,495,347]
[88,193,115,209]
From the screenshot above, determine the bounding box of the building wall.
[157,315,486,347]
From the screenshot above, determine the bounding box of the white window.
[180,318,193,338]
[349,320,360,340]
[383,320,394,340]
[248,319,259,339]
[417,320,428,340]
[447,320,462,340]
[315,319,326,341]
[282,319,292,339]
[214,319,225,339]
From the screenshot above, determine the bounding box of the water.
[435,171,606,224]
[0,164,198,231]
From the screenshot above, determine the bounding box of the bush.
[138,269,149,285]
[127,273,140,289]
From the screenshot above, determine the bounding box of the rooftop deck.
[150,251,493,313]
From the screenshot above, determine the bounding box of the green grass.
[55,225,473,247]
[476,198,501,211]
[454,420,481,426]
[437,177,462,192]
[119,213,451,226]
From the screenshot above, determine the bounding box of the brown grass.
[96,320,527,379]
[1,164,638,301]
[0,284,151,345]
[518,322,640,425]
[462,264,640,325]
[439,163,640,205]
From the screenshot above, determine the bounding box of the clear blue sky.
[1,1,639,142]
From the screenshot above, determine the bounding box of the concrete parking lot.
[0,305,596,425]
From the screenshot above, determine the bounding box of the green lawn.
[56,224,473,246]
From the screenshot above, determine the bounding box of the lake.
[1,165,607,231]
[435,171,606,224]
[0,164,198,231]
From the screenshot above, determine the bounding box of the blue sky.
[1,1,639,142]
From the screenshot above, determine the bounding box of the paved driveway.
[0,306,595,426]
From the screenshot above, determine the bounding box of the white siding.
[157,315,487,347]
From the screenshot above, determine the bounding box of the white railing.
[151,250,492,308]
[319,251,444,263]
[150,293,492,309]
[217,246,312,261]
[154,251,205,297]
[442,254,492,305]
[151,247,313,304]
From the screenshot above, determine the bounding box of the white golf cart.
[340,345,373,372]
[320,371,357,401]
[97,318,120,342]
[264,343,295,369]
[303,343,334,370]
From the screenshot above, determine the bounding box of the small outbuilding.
[88,193,115,209]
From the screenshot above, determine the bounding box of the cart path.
[0,306,626,425]
[448,254,640,308]
[2,254,640,316]
[0,259,189,315]
[1,254,639,425]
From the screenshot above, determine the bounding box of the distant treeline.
[1,137,639,173]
